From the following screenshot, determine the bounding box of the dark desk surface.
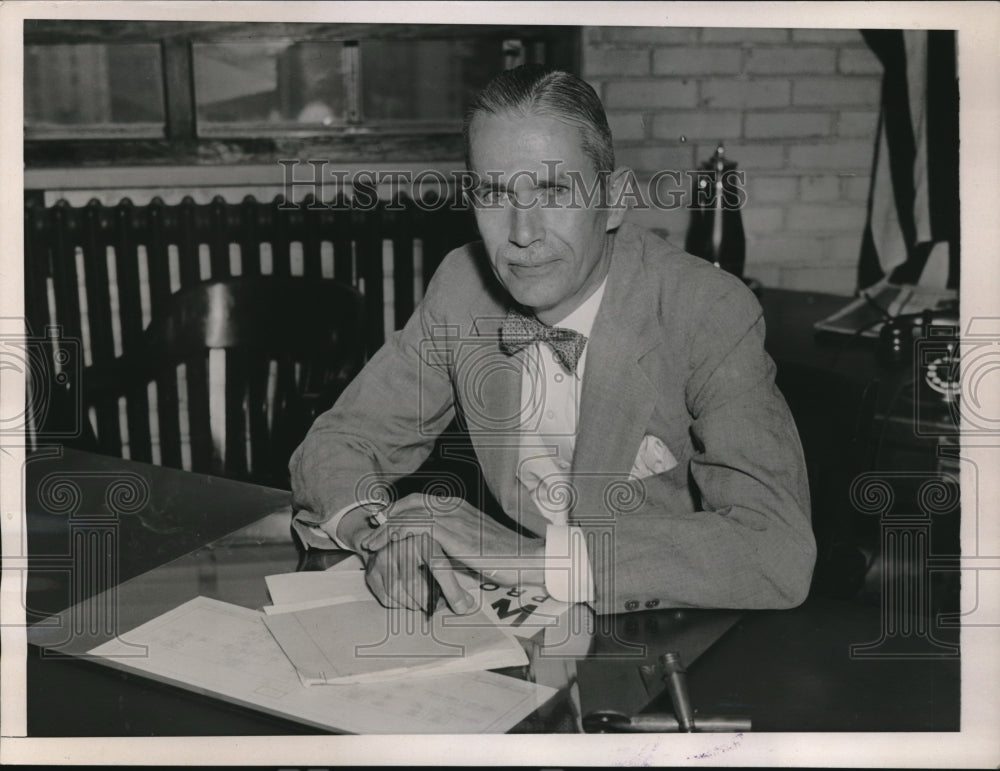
[23,445,959,736]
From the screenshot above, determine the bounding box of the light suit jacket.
[290,223,816,614]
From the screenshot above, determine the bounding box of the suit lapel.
[571,229,661,520]
[461,315,550,534]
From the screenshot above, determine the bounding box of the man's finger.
[427,541,475,615]
[369,548,421,611]
[399,535,431,613]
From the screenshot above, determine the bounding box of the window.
[24,21,580,167]
[25,43,165,138]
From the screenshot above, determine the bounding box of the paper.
[262,597,528,685]
[88,596,556,734]
[263,569,372,613]
[286,555,572,639]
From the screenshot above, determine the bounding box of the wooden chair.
[82,276,365,488]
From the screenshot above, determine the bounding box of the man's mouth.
[509,260,557,276]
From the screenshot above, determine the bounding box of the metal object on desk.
[575,609,744,732]
[584,651,751,733]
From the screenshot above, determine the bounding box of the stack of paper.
[89,597,556,734]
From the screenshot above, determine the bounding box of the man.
[290,65,816,616]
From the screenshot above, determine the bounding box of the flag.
[857,30,959,291]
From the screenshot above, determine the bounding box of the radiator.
[24,194,479,466]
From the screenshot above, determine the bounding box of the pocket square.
[629,434,678,480]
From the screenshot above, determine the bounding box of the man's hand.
[360,493,546,605]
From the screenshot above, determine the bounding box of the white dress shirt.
[518,278,606,604]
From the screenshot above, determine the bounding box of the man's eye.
[475,189,505,205]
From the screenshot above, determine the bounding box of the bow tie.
[499,309,588,374]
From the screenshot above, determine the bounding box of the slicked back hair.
[463,64,615,175]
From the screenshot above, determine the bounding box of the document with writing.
[88,596,555,734]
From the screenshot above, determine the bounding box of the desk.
[23,447,959,735]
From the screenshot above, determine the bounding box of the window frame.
[24,20,581,168]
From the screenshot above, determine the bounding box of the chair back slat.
[246,355,272,480]
[184,354,216,473]
[223,348,250,479]
[154,369,183,469]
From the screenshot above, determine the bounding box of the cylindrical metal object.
[660,651,695,732]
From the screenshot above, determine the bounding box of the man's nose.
[507,197,544,247]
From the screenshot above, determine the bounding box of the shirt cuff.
[291,499,382,551]
[544,525,594,604]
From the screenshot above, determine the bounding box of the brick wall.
[584,27,882,296]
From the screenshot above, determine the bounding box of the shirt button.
[624,600,639,611]
[554,373,564,383]
[645,599,660,609]
[557,460,570,470]
[546,410,555,420]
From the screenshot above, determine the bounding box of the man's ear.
[604,166,632,231]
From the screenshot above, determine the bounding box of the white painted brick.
[792,76,880,106]
[787,203,866,231]
[839,46,883,75]
[701,28,789,43]
[602,26,700,45]
[617,145,695,174]
[607,111,648,141]
[652,111,742,142]
[700,78,791,109]
[800,175,841,202]
[584,48,650,77]
[606,79,699,108]
[827,234,864,263]
[696,142,785,170]
[744,111,832,138]
[748,235,826,263]
[745,47,836,74]
[742,205,785,234]
[838,110,879,137]
[746,175,798,204]
[653,47,742,75]
[789,141,873,170]
[791,29,863,44]
[841,174,871,201]
[779,265,856,295]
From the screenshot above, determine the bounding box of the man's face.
[467,111,626,325]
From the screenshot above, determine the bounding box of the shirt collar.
[550,276,608,339]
